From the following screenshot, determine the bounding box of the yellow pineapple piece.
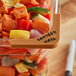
[10,30,30,39]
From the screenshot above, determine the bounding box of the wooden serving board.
[48,1,76,76]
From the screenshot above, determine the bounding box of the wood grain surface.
[48,1,76,76]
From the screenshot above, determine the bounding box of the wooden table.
[48,1,76,76]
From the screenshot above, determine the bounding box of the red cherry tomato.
[18,19,32,31]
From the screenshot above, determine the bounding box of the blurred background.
[61,0,76,23]
[48,0,76,76]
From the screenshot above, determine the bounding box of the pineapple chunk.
[15,62,28,73]
[10,30,30,39]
